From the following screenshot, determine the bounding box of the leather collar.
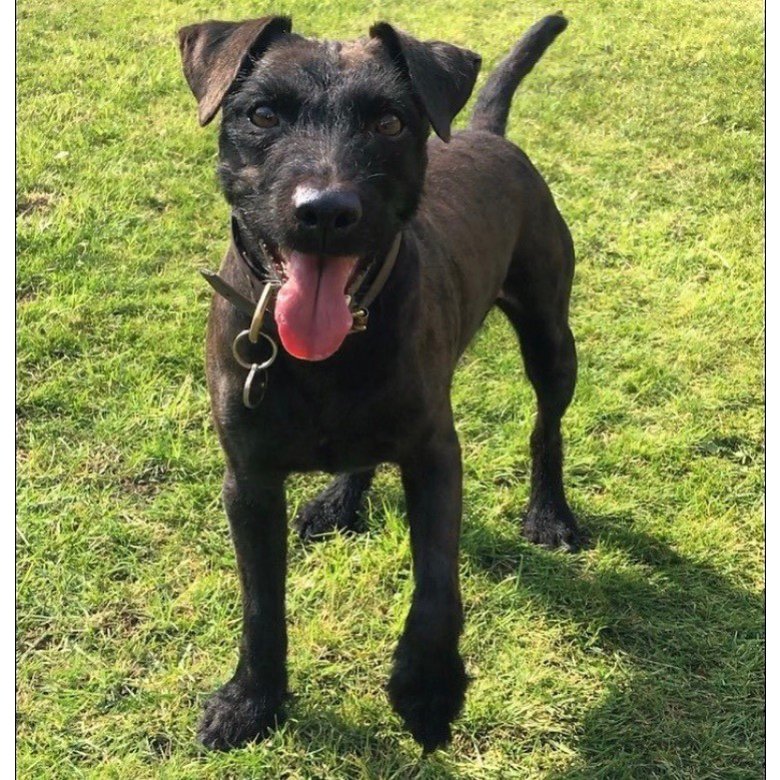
[202,215,402,333]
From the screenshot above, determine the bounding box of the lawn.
[16,0,764,777]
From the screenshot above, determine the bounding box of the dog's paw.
[198,680,284,751]
[294,488,365,542]
[523,502,585,552]
[387,645,468,753]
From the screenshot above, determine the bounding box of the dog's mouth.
[258,237,364,362]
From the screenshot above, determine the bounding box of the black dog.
[178,13,579,752]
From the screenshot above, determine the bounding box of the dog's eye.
[249,105,279,129]
[374,113,403,137]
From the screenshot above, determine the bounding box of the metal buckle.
[350,307,369,332]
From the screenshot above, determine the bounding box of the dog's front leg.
[388,424,468,753]
[198,468,288,750]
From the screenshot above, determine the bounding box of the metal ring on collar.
[242,364,266,409]
[231,329,278,371]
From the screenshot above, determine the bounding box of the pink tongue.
[275,251,358,361]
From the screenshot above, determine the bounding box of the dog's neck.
[228,213,403,330]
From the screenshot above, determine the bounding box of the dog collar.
[199,219,402,408]
[204,216,401,332]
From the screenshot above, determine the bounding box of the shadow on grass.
[175,504,763,777]
[461,511,765,777]
[287,708,458,779]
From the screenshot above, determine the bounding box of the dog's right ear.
[178,16,292,126]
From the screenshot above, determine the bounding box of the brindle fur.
[178,13,580,752]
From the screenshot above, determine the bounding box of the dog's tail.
[469,13,567,137]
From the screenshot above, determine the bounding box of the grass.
[17,0,764,777]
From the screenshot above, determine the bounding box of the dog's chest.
[236,360,427,472]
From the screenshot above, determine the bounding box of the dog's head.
[178,17,480,360]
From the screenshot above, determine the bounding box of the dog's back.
[409,15,573,358]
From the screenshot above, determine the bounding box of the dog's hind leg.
[294,469,375,541]
[497,223,582,550]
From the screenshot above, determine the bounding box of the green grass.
[17,0,764,777]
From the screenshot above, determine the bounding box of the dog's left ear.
[369,23,481,142]
[178,16,292,126]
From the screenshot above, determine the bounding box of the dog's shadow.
[286,708,459,779]
[460,509,764,776]
[284,493,762,776]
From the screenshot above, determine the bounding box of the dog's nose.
[293,187,362,239]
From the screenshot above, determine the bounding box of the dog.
[178,12,580,752]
